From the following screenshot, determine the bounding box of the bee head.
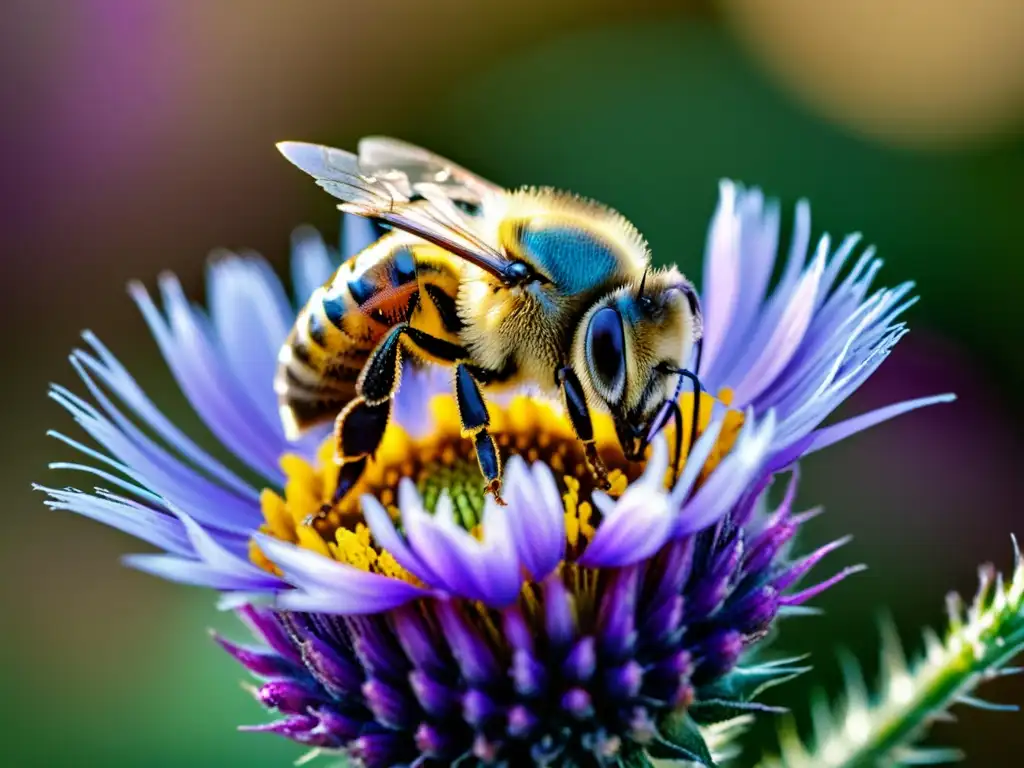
[573,267,702,461]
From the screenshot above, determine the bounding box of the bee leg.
[308,323,468,526]
[454,362,505,506]
[557,366,611,491]
[306,323,415,527]
[307,457,369,527]
[304,396,391,527]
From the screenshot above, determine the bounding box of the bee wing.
[278,141,514,283]
[276,141,399,208]
[357,136,501,205]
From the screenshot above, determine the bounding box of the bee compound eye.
[586,306,626,402]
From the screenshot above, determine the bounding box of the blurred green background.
[3,1,1023,765]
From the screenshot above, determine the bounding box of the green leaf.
[690,656,810,725]
[649,711,717,767]
[699,656,811,703]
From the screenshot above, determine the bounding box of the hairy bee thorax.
[453,186,659,387]
[494,186,651,272]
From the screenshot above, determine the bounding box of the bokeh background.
[2,1,1023,765]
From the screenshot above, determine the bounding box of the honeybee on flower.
[40,141,961,767]
[273,137,704,522]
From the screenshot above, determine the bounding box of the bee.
[275,137,703,519]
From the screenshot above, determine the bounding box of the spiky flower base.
[222,477,836,768]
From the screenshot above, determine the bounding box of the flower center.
[251,392,742,580]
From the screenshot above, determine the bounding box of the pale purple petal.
[123,554,282,591]
[206,254,293,432]
[668,410,727,508]
[503,456,565,580]
[399,486,522,607]
[399,490,488,598]
[477,496,524,605]
[130,277,285,479]
[579,438,672,567]
[75,331,257,499]
[704,196,812,387]
[256,536,427,614]
[361,492,441,586]
[117,505,278,591]
[341,212,378,259]
[39,485,194,557]
[690,182,948,458]
[290,225,337,303]
[699,181,742,376]
[730,244,825,405]
[676,411,775,536]
[804,393,956,455]
[579,486,672,568]
[392,364,449,438]
[704,189,781,380]
[48,381,260,535]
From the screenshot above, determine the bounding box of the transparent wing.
[277,141,512,281]
[357,135,501,205]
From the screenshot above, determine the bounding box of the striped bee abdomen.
[275,233,463,438]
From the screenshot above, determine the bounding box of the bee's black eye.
[586,306,626,402]
[506,261,533,285]
[507,264,532,280]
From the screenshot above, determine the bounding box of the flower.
[40,181,952,766]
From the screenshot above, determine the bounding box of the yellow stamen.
[605,469,628,497]
[563,473,597,555]
[249,535,281,577]
[296,524,331,559]
[251,392,744,587]
[333,524,375,570]
[258,488,294,542]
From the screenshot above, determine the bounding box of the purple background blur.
[2,1,1022,765]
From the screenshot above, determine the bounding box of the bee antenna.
[637,266,650,299]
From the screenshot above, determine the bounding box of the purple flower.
[40,182,951,766]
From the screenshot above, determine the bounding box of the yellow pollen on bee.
[250,392,744,584]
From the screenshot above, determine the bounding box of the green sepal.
[689,697,787,725]
[691,656,811,725]
[649,711,717,767]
